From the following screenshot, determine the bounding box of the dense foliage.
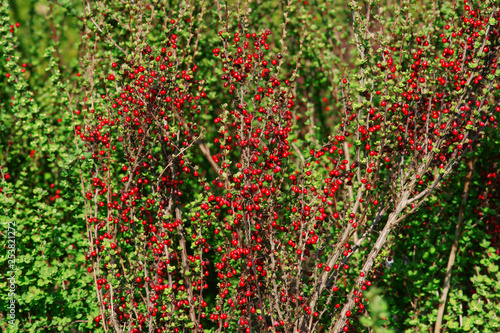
[0,0,499,332]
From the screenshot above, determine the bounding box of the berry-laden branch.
[73,0,500,332]
[327,2,500,332]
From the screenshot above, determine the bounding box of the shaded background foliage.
[0,0,498,332]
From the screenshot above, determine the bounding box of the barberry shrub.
[0,0,97,332]
[1,0,499,332]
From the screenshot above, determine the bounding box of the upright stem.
[434,159,475,333]
[175,207,198,331]
[344,141,358,243]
